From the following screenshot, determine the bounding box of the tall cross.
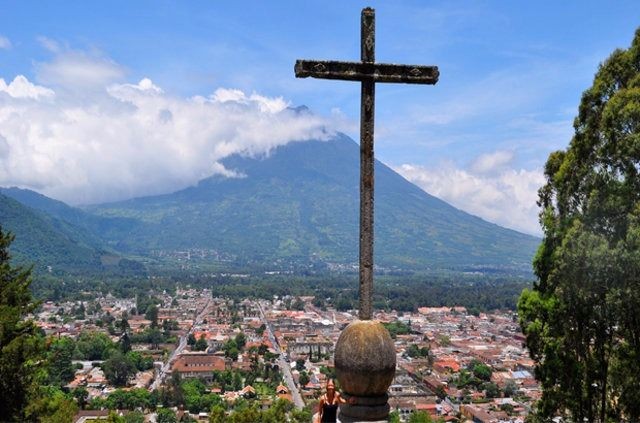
[295,7,439,320]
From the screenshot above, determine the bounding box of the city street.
[149,297,212,391]
[257,301,305,409]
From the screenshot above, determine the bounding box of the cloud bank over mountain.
[0,50,334,205]
[0,47,545,235]
[395,153,545,235]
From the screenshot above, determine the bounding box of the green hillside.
[0,193,106,273]
[87,134,540,271]
[1,187,139,252]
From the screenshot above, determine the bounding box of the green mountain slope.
[88,134,540,271]
[0,187,138,252]
[0,193,106,273]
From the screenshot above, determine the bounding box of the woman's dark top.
[321,402,338,422]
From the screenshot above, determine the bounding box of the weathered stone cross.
[296,7,439,320]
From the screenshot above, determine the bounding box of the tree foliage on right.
[518,29,640,422]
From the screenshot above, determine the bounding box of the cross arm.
[295,60,439,84]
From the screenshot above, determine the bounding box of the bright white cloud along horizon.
[394,156,545,236]
[0,50,544,236]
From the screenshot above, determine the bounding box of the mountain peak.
[87,133,538,271]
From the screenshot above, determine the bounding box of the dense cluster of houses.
[262,300,539,422]
[32,288,539,422]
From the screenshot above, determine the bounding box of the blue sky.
[1,1,639,235]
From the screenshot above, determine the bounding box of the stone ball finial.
[334,320,396,421]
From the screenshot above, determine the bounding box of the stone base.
[338,393,390,422]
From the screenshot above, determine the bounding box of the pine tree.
[0,225,44,420]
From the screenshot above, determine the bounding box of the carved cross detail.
[295,7,439,320]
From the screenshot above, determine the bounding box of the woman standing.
[317,379,354,423]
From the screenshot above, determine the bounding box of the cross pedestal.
[296,7,438,421]
[334,320,396,421]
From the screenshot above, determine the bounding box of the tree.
[224,339,239,361]
[291,297,305,311]
[182,379,204,412]
[469,360,492,382]
[119,332,132,354]
[233,372,243,391]
[187,333,196,346]
[483,382,500,399]
[149,328,163,350]
[127,351,153,371]
[408,411,433,423]
[261,398,291,423]
[194,334,208,351]
[103,411,125,423]
[145,304,159,328]
[74,303,86,320]
[0,226,44,420]
[518,28,640,422]
[103,311,115,326]
[503,380,518,397]
[290,408,313,423]
[382,321,411,339]
[124,411,145,423]
[335,296,352,312]
[406,343,430,359]
[298,371,310,387]
[388,411,401,423]
[74,331,115,360]
[103,350,137,387]
[227,403,261,423]
[73,387,89,410]
[500,403,515,415]
[157,408,177,423]
[26,386,79,423]
[105,388,152,410]
[209,405,227,423]
[434,385,447,400]
[47,337,77,386]
[235,332,246,350]
[117,317,130,334]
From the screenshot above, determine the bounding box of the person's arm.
[337,392,356,404]
[318,396,325,420]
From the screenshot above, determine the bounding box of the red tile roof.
[172,353,225,373]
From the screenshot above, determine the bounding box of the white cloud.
[35,51,125,91]
[211,88,289,113]
[469,150,514,174]
[211,88,246,103]
[0,54,336,205]
[37,36,60,53]
[109,77,163,95]
[0,75,55,99]
[0,36,11,49]
[395,157,545,236]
